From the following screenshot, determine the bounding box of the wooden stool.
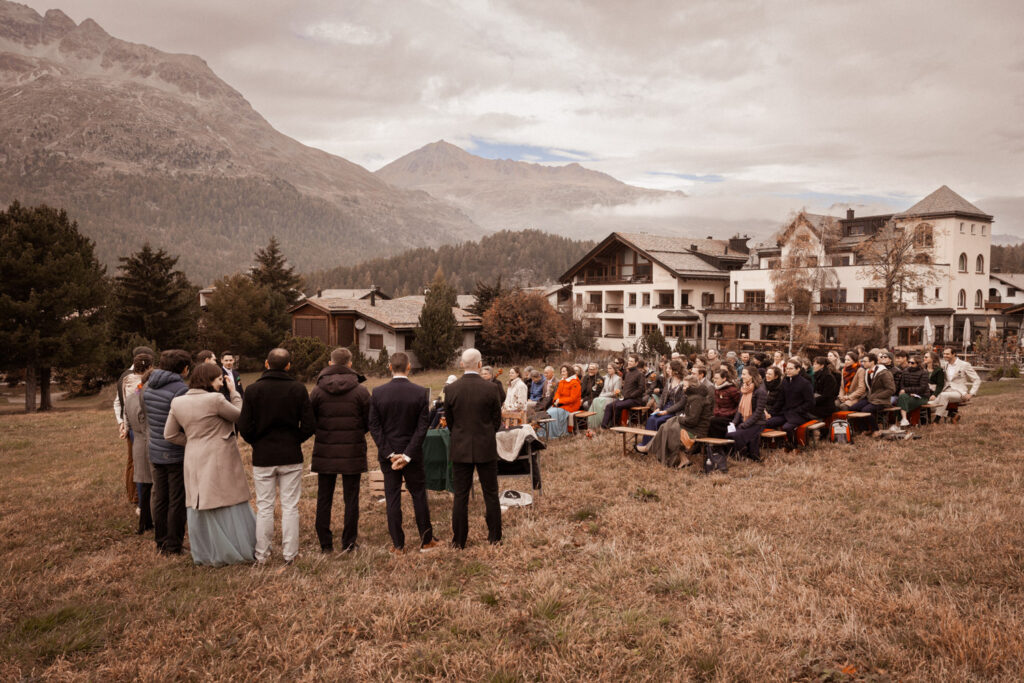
[803,421,826,447]
[760,429,787,450]
[846,412,873,433]
[695,437,734,473]
[502,410,526,428]
[572,411,596,434]
[881,406,901,429]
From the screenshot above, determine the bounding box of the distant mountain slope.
[305,229,595,296]
[376,140,685,236]
[0,2,479,282]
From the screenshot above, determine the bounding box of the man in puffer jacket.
[310,347,371,553]
[143,349,191,555]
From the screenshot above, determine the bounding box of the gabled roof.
[396,294,477,310]
[991,273,1024,290]
[290,297,481,330]
[318,288,391,300]
[773,211,838,245]
[560,232,743,282]
[897,185,992,220]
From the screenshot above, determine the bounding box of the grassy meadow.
[1,376,1023,680]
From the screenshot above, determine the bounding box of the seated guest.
[642,369,662,411]
[836,352,866,409]
[588,364,621,430]
[503,367,528,414]
[827,350,842,373]
[636,375,711,466]
[481,366,506,404]
[731,367,768,460]
[895,355,930,427]
[707,369,741,438]
[601,354,644,429]
[811,356,839,422]
[851,353,895,436]
[924,351,945,398]
[580,363,604,409]
[428,374,458,428]
[526,370,547,413]
[765,359,814,451]
[545,365,581,438]
[763,366,782,411]
[932,347,980,421]
[640,360,687,445]
[537,366,557,411]
[889,351,909,402]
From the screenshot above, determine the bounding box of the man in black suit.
[444,348,503,548]
[368,351,438,553]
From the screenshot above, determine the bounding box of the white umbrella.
[963,317,971,351]
[922,315,933,348]
[989,316,997,338]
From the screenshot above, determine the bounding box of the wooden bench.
[628,406,650,427]
[804,421,827,447]
[881,406,901,429]
[610,426,658,456]
[572,411,596,434]
[695,437,734,472]
[760,429,787,450]
[846,412,873,433]
[530,417,554,439]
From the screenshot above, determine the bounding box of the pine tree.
[412,269,462,369]
[0,202,110,411]
[468,276,506,316]
[113,244,198,350]
[251,236,303,305]
[201,273,286,362]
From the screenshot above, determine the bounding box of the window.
[913,224,933,248]
[821,326,838,343]
[575,293,583,306]
[1009,288,1018,297]
[628,293,637,306]
[981,225,987,236]
[641,323,658,336]
[898,327,923,346]
[710,323,725,338]
[935,287,941,299]
[820,288,848,304]
[976,255,985,273]
[806,256,819,267]
[701,292,715,307]
[960,222,965,233]
[916,287,925,305]
[913,253,931,264]
[736,324,750,339]
[864,288,884,304]
[934,325,945,344]
[628,323,637,337]
[294,317,329,343]
[402,332,415,351]
[744,290,766,307]
[762,324,788,341]
[957,289,966,308]
[975,290,983,308]
[765,258,781,269]
[958,253,968,272]
[830,255,851,267]
[641,292,651,307]
[657,292,673,308]
[368,333,384,350]
[679,292,690,306]
[663,324,695,338]
[971,223,976,234]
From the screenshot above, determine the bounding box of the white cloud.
[299,21,389,46]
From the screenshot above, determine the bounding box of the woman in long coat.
[731,367,768,461]
[636,376,711,468]
[588,364,621,430]
[164,363,254,567]
[125,353,154,534]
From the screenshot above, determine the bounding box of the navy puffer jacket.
[143,369,188,465]
[310,365,371,475]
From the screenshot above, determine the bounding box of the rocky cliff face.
[0,2,478,281]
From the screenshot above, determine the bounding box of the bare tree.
[770,212,841,326]
[855,220,938,344]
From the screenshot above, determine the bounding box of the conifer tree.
[201,273,286,361]
[113,244,198,349]
[0,202,109,411]
[412,269,461,369]
[251,236,304,305]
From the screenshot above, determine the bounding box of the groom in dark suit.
[368,352,438,553]
[444,348,504,548]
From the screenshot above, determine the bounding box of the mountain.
[376,140,685,237]
[305,229,595,297]
[0,2,479,282]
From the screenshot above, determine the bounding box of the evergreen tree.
[201,273,286,362]
[113,244,198,350]
[412,269,461,369]
[468,276,507,316]
[251,236,304,305]
[0,202,110,411]
[639,327,671,358]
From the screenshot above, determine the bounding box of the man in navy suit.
[368,352,438,553]
[444,348,503,549]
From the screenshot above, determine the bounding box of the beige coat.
[164,388,249,510]
[837,367,866,406]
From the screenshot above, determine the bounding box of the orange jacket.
[553,376,581,413]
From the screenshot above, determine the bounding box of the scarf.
[737,382,755,420]
[842,362,859,393]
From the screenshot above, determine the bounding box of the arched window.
[957,289,966,308]
[958,253,968,272]
[913,223,934,248]
[976,254,985,273]
[975,290,983,308]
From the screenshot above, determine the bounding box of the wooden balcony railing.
[704,302,789,312]
[605,304,624,313]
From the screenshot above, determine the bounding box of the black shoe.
[320,546,333,554]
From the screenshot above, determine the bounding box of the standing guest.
[481,366,506,404]
[143,349,192,556]
[503,367,528,414]
[526,370,547,413]
[368,352,438,554]
[811,356,839,422]
[851,353,895,436]
[444,348,503,549]
[195,350,218,366]
[827,350,842,373]
[164,363,255,567]
[895,355,930,427]
[239,348,315,566]
[220,351,244,399]
[763,366,782,414]
[124,353,154,534]
[640,360,687,445]
[309,347,371,553]
[600,354,644,429]
[932,347,981,421]
[113,345,155,507]
[545,365,581,438]
[579,363,604,410]
[707,369,741,438]
[731,367,768,461]
[588,364,621,430]
[765,359,814,450]
[636,376,710,466]
[836,352,867,409]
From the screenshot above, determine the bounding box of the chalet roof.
[618,232,747,260]
[396,294,477,309]
[657,309,701,320]
[318,288,391,300]
[292,296,481,330]
[991,273,1024,290]
[897,185,992,220]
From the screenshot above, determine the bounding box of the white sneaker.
[899,418,910,427]
[889,424,902,431]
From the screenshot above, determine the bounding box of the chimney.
[316,289,322,298]
[690,244,698,252]
[846,208,855,220]
[728,235,750,254]
[370,285,376,306]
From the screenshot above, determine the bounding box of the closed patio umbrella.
[963,317,971,352]
[922,316,933,348]
[989,316,997,338]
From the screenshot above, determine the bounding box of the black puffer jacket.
[310,365,371,475]
[898,365,930,397]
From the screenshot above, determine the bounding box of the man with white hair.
[443,348,504,548]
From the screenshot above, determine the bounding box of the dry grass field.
[1,377,1023,681]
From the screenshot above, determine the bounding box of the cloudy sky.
[28,0,1024,237]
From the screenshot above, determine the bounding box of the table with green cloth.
[422,429,454,492]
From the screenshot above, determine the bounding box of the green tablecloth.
[423,429,454,492]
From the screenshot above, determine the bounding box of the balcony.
[816,302,907,314]
[578,275,653,285]
[585,304,602,313]
[605,304,624,313]
[603,333,624,339]
[704,302,790,313]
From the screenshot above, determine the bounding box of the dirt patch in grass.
[1,382,1023,679]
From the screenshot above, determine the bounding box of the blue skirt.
[545,406,572,438]
[187,502,256,567]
